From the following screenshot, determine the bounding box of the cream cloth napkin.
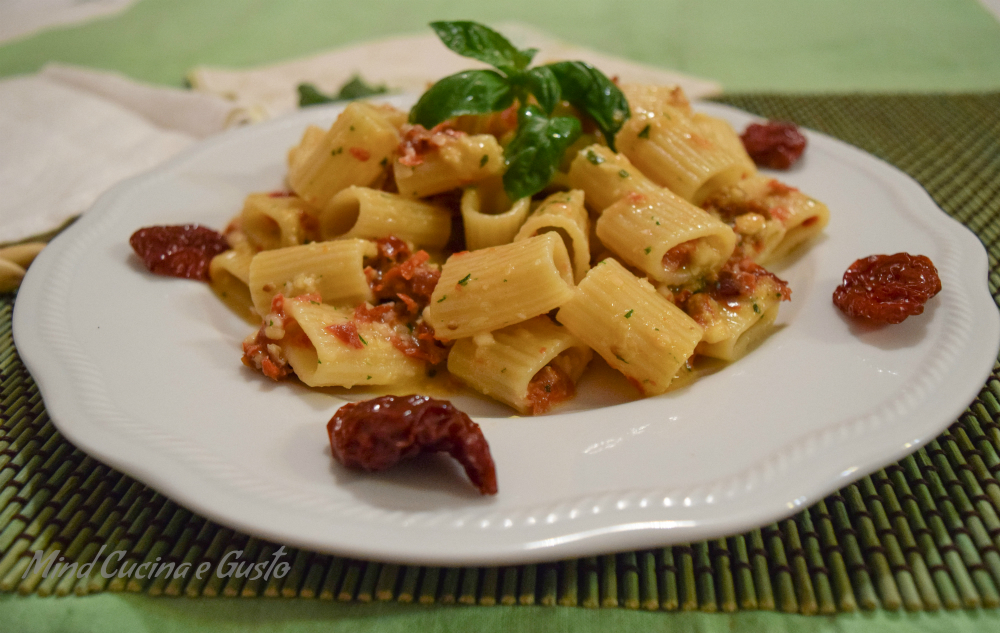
[0,63,242,245]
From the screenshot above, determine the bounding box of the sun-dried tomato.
[740,121,807,170]
[832,253,942,324]
[327,395,497,495]
[129,224,229,281]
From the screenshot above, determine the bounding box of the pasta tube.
[514,190,590,282]
[281,298,424,388]
[240,193,319,251]
[566,145,661,215]
[394,133,505,198]
[620,83,693,117]
[286,102,400,210]
[556,259,703,396]
[321,186,452,249]
[691,113,757,179]
[209,246,256,322]
[460,186,531,251]
[596,189,736,286]
[681,278,787,362]
[617,99,750,204]
[426,233,575,339]
[248,239,376,317]
[701,175,830,264]
[447,316,593,414]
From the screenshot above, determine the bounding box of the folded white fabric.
[0,64,243,244]
[190,22,722,120]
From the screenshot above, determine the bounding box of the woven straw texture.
[1,93,999,613]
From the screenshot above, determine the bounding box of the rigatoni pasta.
[320,186,452,248]
[247,239,376,317]
[616,91,753,204]
[556,258,703,396]
[280,298,425,388]
[426,233,575,339]
[460,186,531,250]
[566,145,661,214]
[513,190,590,282]
[240,192,319,251]
[447,316,593,414]
[286,102,400,210]
[596,189,736,286]
[701,174,830,264]
[394,132,505,198]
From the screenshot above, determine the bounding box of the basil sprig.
[409,21,630,200]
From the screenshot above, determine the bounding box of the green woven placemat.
[1,94,999,613]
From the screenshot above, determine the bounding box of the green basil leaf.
[545,61,630,150]
[298,76,389,108]
[430,21,535,74]
[336,75,388,100]
[297,83,334,107]
[503,106,581,200]
[524,66,561,115]
[409,70,514,127]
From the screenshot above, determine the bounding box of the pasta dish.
[135,22,830,416]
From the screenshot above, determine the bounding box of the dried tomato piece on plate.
[327,394,498,495]
[832,253,942,324]
[740,121,807,170]
[129,224,229,281]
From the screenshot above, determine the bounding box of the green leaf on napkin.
[298,75,388,107]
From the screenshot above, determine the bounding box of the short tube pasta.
[701,175,830,265]
[460,186,531,251]
[616,103,749,205]
[320,186,452,249]
[447,316,593,414]
[682,283,786,362]
[248,239,376,317]
[209,246,255,322]
[514,190,590,282]
[286,102,401,210]
[426,233,575,339]
[691,113,757,180]
[281,298,424,388]
[556,258,703,396]
[596,189,736,286]
[240,193,319,251]
[394,133,505,198]
[566,145,661,215]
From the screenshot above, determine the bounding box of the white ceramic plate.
[14,96,1000,565]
